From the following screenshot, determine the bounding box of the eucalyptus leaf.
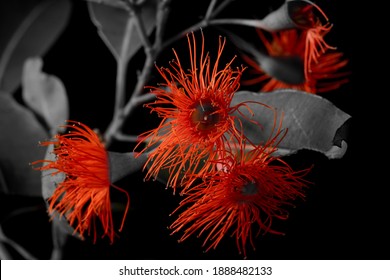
[231,90,351,158]
[0,0,71,94]
[0,94,48,196]
[21,57,68,134]
[88,0,157,62]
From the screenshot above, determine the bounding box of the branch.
[113,133,140,142]
[205,0,218,20]
[160,0,237,50]
[212,0,237,18]
[154,0,172,47]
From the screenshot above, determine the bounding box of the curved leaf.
[0,0,72,94]
[231,90,351,158]
[21,57,68,134]
[0,94,48,196]
[88,0,157,62]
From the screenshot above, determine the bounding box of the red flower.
[243,28,348,94]
[137,31,266,193]
[243,2,348,94]
[33,121,129,244]
[170,128,310,258]
[289,0,339,78]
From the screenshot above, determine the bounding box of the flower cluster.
[136,32,313,257]
[134,2,348,257]
[30,0,349,258]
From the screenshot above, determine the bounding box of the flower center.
[234,175,259,197]
[241,181,258,196]
[190,101,221,131]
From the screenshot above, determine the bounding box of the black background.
[1,0,386,260]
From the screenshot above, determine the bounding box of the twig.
[205,0,218,21]
[154,0,172,47]
[160,0,236,50]
[104,0,163,147]
[113,133,139,142]
[113,18,134,117]
[212,0,237,18]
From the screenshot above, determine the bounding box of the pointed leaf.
[0,0,71,94]
[0,94,48,196]
[21,57,68,133]
[257,0,296,31]
[231,90,351,158]
[88,0,157,62]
